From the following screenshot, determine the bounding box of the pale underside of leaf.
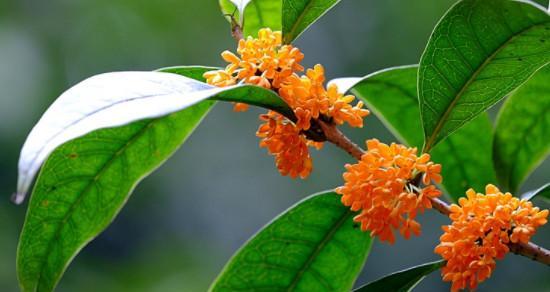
[17,67,217,292]
[16,72,213,201]
[229,0,253,21]
[522,183,550,200]
[18,102,215,292]
[16,71,289,203]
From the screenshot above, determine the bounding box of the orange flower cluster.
[278,64,369,130]
[335,139,442,244]
[435,184,549,291]
[204,28,303,112]
[204,28,369,178]
[204,28,368,128]
[257,111,323,178]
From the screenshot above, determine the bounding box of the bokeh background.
[0,0,549,291]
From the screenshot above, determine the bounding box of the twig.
[317,119,364,160]
[430,197,451,216]
[226,11,243,42]
[232,24,243,42]
[509,242,550,265]
[316,118,550,266]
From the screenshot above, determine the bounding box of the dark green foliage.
[211,192,372,292]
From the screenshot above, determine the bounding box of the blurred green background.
[0,0,549,291]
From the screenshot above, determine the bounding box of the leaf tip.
[11,191,26,205]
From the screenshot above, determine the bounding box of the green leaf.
[419,0,550,151]
[17,65,286,291]
[430,115,496,201]
[282,0,341,43]
[533,0,549,9]
[345,66,424,148]
[219,0,282,37]
[18,102,214,292]
[15,72,211,203]
[353,260,444,292]
[15,68,293,204]
[15,65,300,291]
[17,67,216,292]
[157,66,219,80]
[493,65,550,193]
[522,183,550,201]
[211,191,372,292]
[342,66,495,201]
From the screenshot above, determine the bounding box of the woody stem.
[231,21,243,42]
[232,26,243,42]
[317,119,364,160]
[509,242,550,265]
[316,119,550,266]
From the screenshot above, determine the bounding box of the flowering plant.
[13,0,550,291]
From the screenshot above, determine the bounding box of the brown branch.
[232,24,243,42]
[316,118,550,266]
[229,15,243,42]
[430,197,451,216]
[509,242,550,265]
[317,119,364,161]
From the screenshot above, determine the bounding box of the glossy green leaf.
[342,66,496,201]
[17,67,216,292]
[493,65,550,192]
[533,0,549,9]
[522,183,550,201]
[211,191,373,292]
[430,115,496,201]
[14,68,293,205]
[354,260,444,292]
[419,0,550,151]
[344,66,424,148]
[219,0,282,37]
[17,102,214,292]
[282,0,341,43]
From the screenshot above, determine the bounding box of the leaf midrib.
[286,209,353,291]
[284,0,314,43]
[32,118,159,290]
[423,21,549,152]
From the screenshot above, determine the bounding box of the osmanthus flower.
[204,28,304,112]
[278,64,369,131]
[435,185,549,291]
[203,28,369,179]
[335,139,443,244]
[256,111,323,179]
